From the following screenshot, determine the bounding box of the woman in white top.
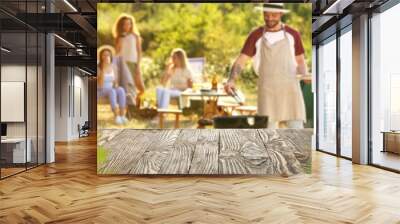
[156,48,193,109]
[97,46,128,125]
[113,14,145,106]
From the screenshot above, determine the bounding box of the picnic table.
[181,88,242,119]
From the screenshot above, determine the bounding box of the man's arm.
[295,54,308,75]
[225,26,259,94]
[224,54,251,95]
[296,54,312,84]
[228,54,250,82]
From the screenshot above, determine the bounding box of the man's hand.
[224,62,241,96]
[224,80,236,95]
[295,54,308,76]
[224,54,250,95]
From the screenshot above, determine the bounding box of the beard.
[265,19,280,29]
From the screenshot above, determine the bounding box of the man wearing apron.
[224,3,307,129]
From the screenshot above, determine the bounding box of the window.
[339,27,352,158]
[370,3,400,171]
[317,35,337,154]
[0,1,46,179]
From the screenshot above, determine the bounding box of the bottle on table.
[211,75,218,91]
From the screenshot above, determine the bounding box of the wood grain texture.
[276,128,313,164]
[159,129,200,174]
[219,129,271,175]
[98,129,143,174]
[257,129,304,176]
[130,130,180,174]
[189,129,219,174]
[97,129,124,146]
[100,129,181,174]
[1,135,400,223]
[98,129,312,176]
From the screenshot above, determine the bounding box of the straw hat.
[255,3,290,13]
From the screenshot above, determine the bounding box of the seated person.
[97,46,128,125]
[156,48,193,109]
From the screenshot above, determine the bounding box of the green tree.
[97,3,312,104]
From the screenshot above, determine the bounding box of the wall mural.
[97,3,313,176]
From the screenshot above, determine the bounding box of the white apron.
[257,25,306,122]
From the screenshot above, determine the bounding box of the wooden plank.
[276,129,313,164]
[98,129,311,176]
[257,129,303,176]
[98,129,143,174]
[97,129,124,147]
[218,129,272,175]
[129,129,180,174]
[189,129,219,174]
[159,129,200,174]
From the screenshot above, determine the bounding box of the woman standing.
[156,48,193,109]
[113,14,145,106]
[97,46,128,125]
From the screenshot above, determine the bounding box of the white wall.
[1,65,34,138]
[1,64,46,164]
[54,67,89,141]
[55,67,69,141]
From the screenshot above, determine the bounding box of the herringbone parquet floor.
[1,135,400,224]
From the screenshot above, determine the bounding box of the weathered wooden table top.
[98,129,312,176]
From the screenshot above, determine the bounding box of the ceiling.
[1,0,97,74]
[312,0,391,43]
[0,0,395,73]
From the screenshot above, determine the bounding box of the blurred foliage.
[98,3,312,105]
[97,146,108,169]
